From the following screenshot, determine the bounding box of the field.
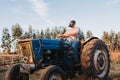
[30,53,120,80]
[109,63,120,80]
[1,53,120,80]
[71,63,120,80]
[108,52,120,80]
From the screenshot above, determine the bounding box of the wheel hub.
[49,73,62,80]
[50,74,57,80]
[97,54,105,70]
[94,49,108,78]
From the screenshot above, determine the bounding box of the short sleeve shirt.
[66,27,80,42]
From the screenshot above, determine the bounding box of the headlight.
[29,56,33,63]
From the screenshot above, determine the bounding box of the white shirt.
[66,27,80,42]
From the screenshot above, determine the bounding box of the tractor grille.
[21,45,31,57]
[20,42,33,64]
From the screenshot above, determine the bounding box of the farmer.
[58,20,80,63]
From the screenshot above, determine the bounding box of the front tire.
[39,65,65,80]
[5,64,29,80]
[81,39,110,80]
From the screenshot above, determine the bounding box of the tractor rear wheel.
[81,39,110,80]
[39,65,65,80]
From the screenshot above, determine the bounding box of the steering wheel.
[57,35,73,42]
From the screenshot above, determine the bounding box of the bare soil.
[71,63,120,80]
[108,63,120,80]
[30,63,120,80]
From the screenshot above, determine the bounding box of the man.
[58,20,79,63]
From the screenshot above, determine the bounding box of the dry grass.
[1,52,120,80]
[109,52,120,80]
[110,52,120,63]
[109,63,120,79]
[71,63,120,80]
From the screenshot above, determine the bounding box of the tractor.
[5,37,110,80]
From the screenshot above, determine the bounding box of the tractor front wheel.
[5,64,29,80]
[39,65,65,80]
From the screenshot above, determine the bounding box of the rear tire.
[39,65,65,80]
[81,39,110,80]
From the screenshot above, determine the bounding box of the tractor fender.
[82,37,99,48]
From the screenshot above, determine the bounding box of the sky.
[0,0,120,38]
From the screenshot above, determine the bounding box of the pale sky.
[0,0,120,38]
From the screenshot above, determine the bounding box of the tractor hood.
[18,39,63,65]
[31,39,63,64]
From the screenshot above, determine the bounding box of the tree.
[51,28,56,39]
[117,32,120,43]
[60,27,66,34]
[22,26,33,39]
[28,25,33,38]
[22,32,29,39]
[44,28,51,39]
[102,31,109,45]
[109,30,115,43]
[115,34,118,44]
[55,27,60,35]
[36,30,41,39]
[79,30,85,41]
[12,24,23,39]
[1,28,11,50]
[86,30,93,39]
[117,32,120,52]
[40,30,44,38]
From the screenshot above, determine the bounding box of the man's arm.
[62,31,69,37]
[58,31,69,37]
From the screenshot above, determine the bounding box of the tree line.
[0,24,120,53]
[1,24,67,52]
[102,30,120,53]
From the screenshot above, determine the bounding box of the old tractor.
[4,37,110,80]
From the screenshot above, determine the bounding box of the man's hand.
[58,33,69,38]
[58,34,63,38]
[63,33,69,37]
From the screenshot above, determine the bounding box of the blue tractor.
[5,37,110,80]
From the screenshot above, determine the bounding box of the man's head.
[69,20,76,27]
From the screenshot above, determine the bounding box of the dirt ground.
[30,63,120,80]
[71,63,120,80]
[109,63,120,80]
